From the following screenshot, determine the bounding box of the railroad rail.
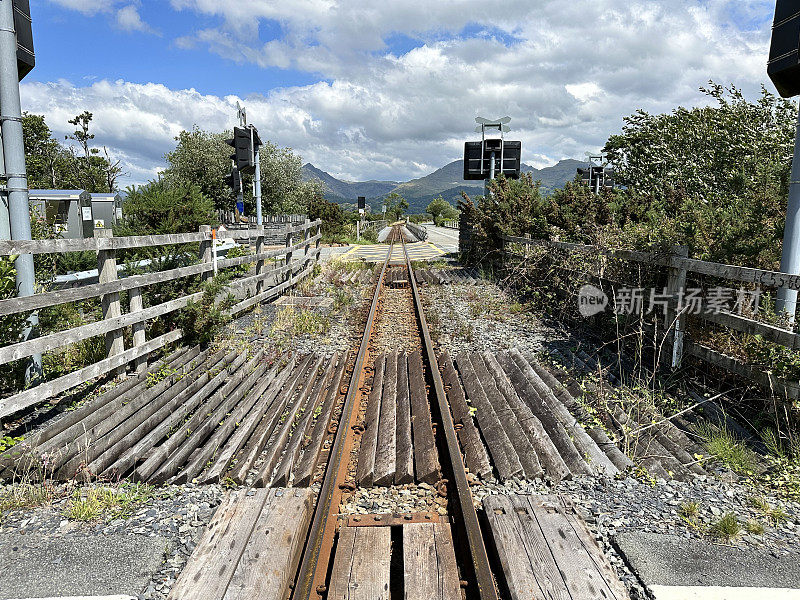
[291,224,498,599]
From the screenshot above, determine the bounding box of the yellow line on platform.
[340,242,445,263]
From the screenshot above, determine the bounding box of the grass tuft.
[710,512,741,542]
[0,483,54,513]
[64,483,153,522]
[695,424,757,474]
[679,501,700,519]
[745,519,765,535]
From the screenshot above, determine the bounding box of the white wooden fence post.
[95,228,125,369]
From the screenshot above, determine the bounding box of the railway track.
[126,222,630,600]
[291,224,498,600]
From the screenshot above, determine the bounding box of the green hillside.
[301,158,585,214]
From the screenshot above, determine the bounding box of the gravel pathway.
[423,282,566,356]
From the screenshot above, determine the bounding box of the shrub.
[180,274,236,346]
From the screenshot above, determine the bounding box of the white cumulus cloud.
[116,5,158,34]
[28,1,783,185]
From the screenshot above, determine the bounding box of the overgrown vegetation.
[695,424,758,475]
[180,274,236,346]
[271,306,331,338]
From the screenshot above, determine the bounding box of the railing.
[216,211,307,226]
[0,219,322,418]
[405,222,428,241]
[362,220,387,232]
[502,234,800,400]
[442,220,459,229]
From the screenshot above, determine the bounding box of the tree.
[163,127,232,210]
[460,174,549,263]
[163,126,325,216]
[383,192,409,222]
[426,195,458,226]
[308,194,347,240]
[602,83,797,267]
[65,111,123,192]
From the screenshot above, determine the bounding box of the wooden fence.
[502,234,800,400]
[0,219,322,418]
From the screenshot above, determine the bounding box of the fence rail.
[0,219,322,419]
[405,221,428,241]
[502,234,800,399]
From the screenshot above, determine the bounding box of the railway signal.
[577,155,615,193]
[770,1,800,319]
[768,1,800,98]
[14,0,34,81]
[223,103,263,223]
[226,125,261,175]
[463,117,522,185]
[224,166,241,195]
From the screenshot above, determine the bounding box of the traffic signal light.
[14,0,34,81]
[226,126,262,175]
[224,167,241,195]
[768,1,800,97]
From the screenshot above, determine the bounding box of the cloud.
[27,1,784,185]
[48,0,158,34]
[47,0,115,15]
[116,5,158,34]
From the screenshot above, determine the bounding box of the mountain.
[302,158,584,213]
[301,163,398,203]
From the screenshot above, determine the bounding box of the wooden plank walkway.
[328,527,392,600]
[447,350,633,482]
[169,488,313,600]
[328,523,461,600]
[483,494,629,600]
[403,523,462,599]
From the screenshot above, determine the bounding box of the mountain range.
[301,158,584,213]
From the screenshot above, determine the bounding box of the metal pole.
[486,150,496,198]
[0,0,41,379]
[0,128,8,239]
[777,106,800,321]
[254,143,262,226]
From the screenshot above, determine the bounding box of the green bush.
[180,274,236,346]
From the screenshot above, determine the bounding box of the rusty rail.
[291,243,393,599]
[402,238,500,600]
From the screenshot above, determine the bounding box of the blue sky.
[32,3,321,96]
[21,1,780,186]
